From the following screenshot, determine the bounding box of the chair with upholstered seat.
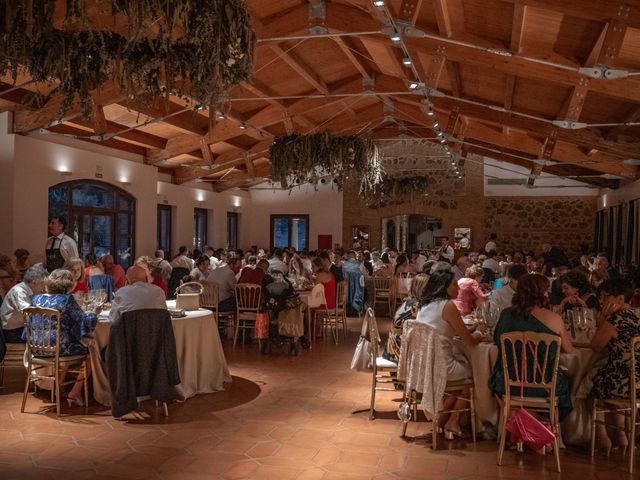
[497,332,561,472]
[21,307,89,416]
[366,307,400,419]
[590,335,639,474]
[397,320,476,450]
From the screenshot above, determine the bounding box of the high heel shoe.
[66,394,84,407]
[595,430,612,456]
[444,428,465,440]
[612,432,628,456]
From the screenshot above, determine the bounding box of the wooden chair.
[201,281,235,339]
[21,307,89,416]
[497,332,561,473]
[234,284,262,347]
[373,276,392,316]
[312,283,346,345]
[366,307,400,419]
[398,320,476,449]
[0,343,26,386]
[590,335,639,474]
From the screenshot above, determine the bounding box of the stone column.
[395,215,401,251]
[401,214,409,252]
[381,218,389,249]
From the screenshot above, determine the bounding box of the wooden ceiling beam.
[510,4,527,54]
[503,75,516,135]
[401,35,640,103]
[396,94,640,159]
[397,0,424,26]
[595,12,629,66]
[270,44,329,94]
[118,99,209,136]
[47,123,148,156]
[14,80,124,133]
[333,37,373,81]
[65,118,168,149]
[432,0,453,37]
[499,1,639,29]
[360,38,405,78]
[444,60,462,97]
[558,78,590,122]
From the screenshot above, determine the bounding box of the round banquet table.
[458,340,606,445]
[89,301,231,406]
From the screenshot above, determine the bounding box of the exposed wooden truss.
[1,0,639,191]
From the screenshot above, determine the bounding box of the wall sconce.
[120,181,131,186]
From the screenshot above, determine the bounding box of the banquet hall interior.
[1,0,640,479]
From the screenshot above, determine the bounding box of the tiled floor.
[0,316,636,480]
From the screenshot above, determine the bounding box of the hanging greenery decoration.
[0,0,255,118]
[365,176,429,208]
[269,132,383,195]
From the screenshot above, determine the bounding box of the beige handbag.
[175,282,203,311]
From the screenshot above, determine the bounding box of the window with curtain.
[270,215,309,250]
[48,180,135,268]
[157,204,172,257]
[227,212,238,250]
[193,208,208,251]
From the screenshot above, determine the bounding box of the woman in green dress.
[489,273,574,420]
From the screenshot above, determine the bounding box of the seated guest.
[490,264,528,314]
[1,264,48,342]
[370,251,384,272]
[453,265,489,316]
[268,248,289,275]
[411,250,427,272]
[171,246,194,271]
[134,256,155,283]
[13,248,31,281]
[206,257,241,312]
[383,273,429,363]
[452,256,471,282]
[108,266,167,324]
[101,255,126,289]
[290,254,312,281]
[589,278,640,453]
[299,250,313,273]
[312,257,336,310]
[151,250,172,282]
[557,270,600,312]
[318,250,343,283]
[594,252,619,279]
[84,253,104,278]
[416,269,486,436]
[238,257,267,285]
[29,269,98,406]
[481,250,500,274]
[86,254,116,300]
[190,256,211,282]
[150,267,168,297]
[0,254,18,302]
[64,257,88,294]
[489,274,573,420]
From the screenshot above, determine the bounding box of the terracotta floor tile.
[0,319,634,480]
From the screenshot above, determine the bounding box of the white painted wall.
[598,178,640,209]
[248,182,343,250]
[483,158,600,197]
[0,112,252,264]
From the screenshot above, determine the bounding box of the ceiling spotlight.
[196,105,206,111]
[426,107,434,116]
[437,131,444,138]
[402,57,412,66]
[217,112,225,119]
[408,81,425,90]
[373,0,385,8]
[440,138,447,144]
[239,122,247,130]
[433,122,439,128]
[390,33,401,43]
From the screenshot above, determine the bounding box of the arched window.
[48,180,135,268]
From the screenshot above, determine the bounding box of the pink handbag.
[505,335,556,451]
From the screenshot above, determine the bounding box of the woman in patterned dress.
[590,278,640,454]
[27,269,98,407]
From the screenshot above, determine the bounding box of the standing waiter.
[45,216,79,272]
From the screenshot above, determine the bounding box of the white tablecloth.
[459,341,605,445]
[90,301,231,406]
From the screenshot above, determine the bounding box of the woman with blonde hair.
[64,257,88,294]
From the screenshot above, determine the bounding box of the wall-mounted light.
[196,191,206,202]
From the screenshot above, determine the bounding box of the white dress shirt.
[482,258,500,273]
[490,283,515,314]
[152,257,173,280]
[171,255,194,271]
[485,240,497,254]
[108,282,167,323]
[45,233,79,262]
[268,258,289,274]
[206,266,237,302]
[439,244,455,262]
[1,282,33,330]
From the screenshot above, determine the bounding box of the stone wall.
[484,197,596,259]
[342,154,597,260]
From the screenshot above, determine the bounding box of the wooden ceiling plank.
[118,99,209,136]
[444,60,462,97]
[47,123,148,156]
[585,24,608,67]
[596,13,629,65]
[270,43,329,94]
[559,78,590,122]
[66,118,168,149]
[333,37,373,80]
[91,104,108,136]
[398,0,424,25]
